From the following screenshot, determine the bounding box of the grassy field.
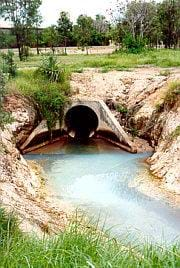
[16,49,180,71]
[0,208,179,268]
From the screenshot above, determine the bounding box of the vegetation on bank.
[0,70,13,128]
[0,207,179,268]
[15,49,180,71]
[4,54,70,133]
[156,80,180,112]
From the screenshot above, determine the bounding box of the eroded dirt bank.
[71,67,180,195]
[0,95,70,234]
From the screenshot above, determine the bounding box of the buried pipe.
[65,105,99,141]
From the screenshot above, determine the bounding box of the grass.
[164,80,180,103]
[155,80,180,111]
[15,49,180,71]
[159,69,171,76]
[0,207,180,268]
[171,125,180,139]
[7,69,70,97]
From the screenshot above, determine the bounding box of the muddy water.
[25,138,180,244]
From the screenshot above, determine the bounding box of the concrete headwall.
[20,99,136,153]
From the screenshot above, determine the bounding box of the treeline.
[0,0,179,60]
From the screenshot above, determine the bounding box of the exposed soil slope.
[71,67,180,194]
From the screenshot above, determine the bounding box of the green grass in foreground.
[15,49,180,71]
[0,208,179,268]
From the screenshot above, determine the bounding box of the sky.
[0,0,116,27]
[40,0,116,26]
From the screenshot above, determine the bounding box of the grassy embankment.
[0,208,179,268]
[7,56,71,131]
[15,49,180,72]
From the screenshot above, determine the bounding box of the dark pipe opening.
[65,105,99,141]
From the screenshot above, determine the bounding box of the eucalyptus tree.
[0,0,42,60]
[113,0,162,48]
[158,0,180,48]
[57,11,73,54]
[42,26,59,54]
[74,15,94,54]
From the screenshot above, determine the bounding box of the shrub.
[122,33,146,54]
[38,54,67,83]
[33,84,68,131]
[1,50,17,77]
[0,70,12,129]
[9,69,70,134]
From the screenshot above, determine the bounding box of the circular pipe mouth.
[65,105,99,141]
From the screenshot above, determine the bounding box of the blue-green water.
[26,139,180,244]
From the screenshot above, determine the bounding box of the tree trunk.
[36,28,40,55]
[16,33,23,61]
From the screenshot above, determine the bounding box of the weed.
[164,80,180,104]
[130,127,139,137]
[171,125,180,139]
[159,69,171,76]
[116,104,128,114]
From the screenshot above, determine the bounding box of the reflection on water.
[26,138,180,244]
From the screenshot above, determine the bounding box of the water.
[25,138,180,244]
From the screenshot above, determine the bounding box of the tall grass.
[0,208,179,268]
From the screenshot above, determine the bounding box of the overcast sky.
[40,0,116,26]
[0,0,116,27]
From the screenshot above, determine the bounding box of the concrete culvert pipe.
[65,105,99,141]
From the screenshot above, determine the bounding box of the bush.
[8,69,70,134]
[33,84,67,131]
[38,54,67,83]
[1,50,17,77]
[0,70,12,129]
[122,34,146,54]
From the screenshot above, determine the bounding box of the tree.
[92,14,110,45]
[158,0,180,48]
[0,31,16,49]
[113,0,163,49]
[42,26,59,54]
[74,15,94,54]
[57,11,72,54]
[0,0,42,60]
